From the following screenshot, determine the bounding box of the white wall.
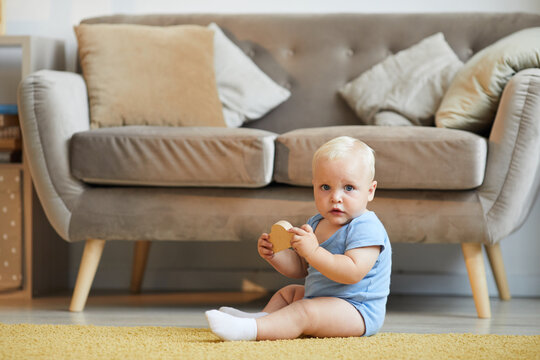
[6,0,540,72]
[4,0,540,296]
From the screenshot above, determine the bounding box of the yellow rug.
[0,323,539,360]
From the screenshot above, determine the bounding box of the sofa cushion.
[339,33,463,126]
[274,126,487,190]
[74,24,225,129]
[70,127,277,188]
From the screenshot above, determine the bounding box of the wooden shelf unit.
[0,35,66,299]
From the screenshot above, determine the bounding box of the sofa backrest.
[81,13,540,134]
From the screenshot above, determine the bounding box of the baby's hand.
[257,233,274,261]
[289,224,319,260]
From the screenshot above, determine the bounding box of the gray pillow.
[373,111,414,126]
[339,33,463,126]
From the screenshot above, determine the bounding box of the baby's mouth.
[330,208,344,215]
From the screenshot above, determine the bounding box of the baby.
[206,136,392,340]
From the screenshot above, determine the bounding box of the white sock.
[205,309,257,341]
[219,306,268,319]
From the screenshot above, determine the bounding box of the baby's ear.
[368,180,377,201]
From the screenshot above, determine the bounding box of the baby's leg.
[206,285,306,341]
[262,284,305,313]
[256,297,365,340]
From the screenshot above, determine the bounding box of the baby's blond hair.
[312,136,375,182]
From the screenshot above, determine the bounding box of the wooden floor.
[0,292,539,335]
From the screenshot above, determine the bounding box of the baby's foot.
[205,309,257,341]
[219,306,268,319]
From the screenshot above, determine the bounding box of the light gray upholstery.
[274,126,487,190]
[68,185,317,243]
[479,69,540,243]
[17,13,540,247]
[372,190,487,244]
[70,126,277,187]
[67,185,486,245]
[17,70,88,241]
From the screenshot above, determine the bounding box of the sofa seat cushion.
[274,126,487,190]
[70,126,277,188]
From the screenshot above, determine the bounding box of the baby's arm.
[258,233,307,278]
[290,225,379,284]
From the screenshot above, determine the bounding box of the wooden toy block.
[269,220,293,253]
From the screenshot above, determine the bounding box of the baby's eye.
[344,185,355,191]
[321,184,330,191]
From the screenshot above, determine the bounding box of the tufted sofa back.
[81,13,540,134]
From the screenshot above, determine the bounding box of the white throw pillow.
[209,23,291,128]
[339,33,463,126]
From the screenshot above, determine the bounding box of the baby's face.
[312,154,377,227]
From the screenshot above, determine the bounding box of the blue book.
[0,104,18,115]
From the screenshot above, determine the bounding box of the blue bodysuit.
[303,211,392,336]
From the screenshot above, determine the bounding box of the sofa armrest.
[17,70,89,241]
[479,69,540,244]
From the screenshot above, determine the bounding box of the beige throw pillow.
[436,27,540,135]
[75,24,225,129]
[339,33,463,126]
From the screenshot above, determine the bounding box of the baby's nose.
[331,191,343,202]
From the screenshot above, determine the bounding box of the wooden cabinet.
[0,165,22,292]
[0,36,67,299]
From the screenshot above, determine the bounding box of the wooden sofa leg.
[69,238,106,312]
[461,243,491,319]
[485,243,511,301]
[130,240,151,294]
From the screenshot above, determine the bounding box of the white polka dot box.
[0,168,22,291]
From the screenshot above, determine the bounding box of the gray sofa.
[17,13,540,316]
